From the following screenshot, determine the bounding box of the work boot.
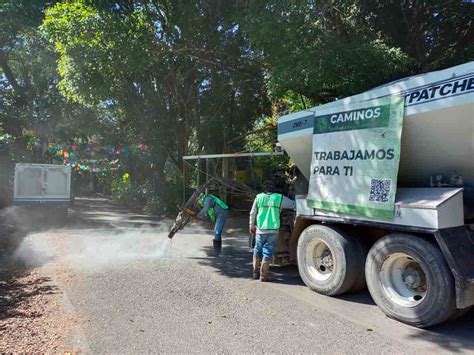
[252,256,262,279]
[260,260,274,282]
[213,239,222,257]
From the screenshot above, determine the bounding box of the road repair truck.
[277,61,474,327]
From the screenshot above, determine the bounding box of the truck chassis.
[275,205,474,328]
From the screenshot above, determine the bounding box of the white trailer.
[13,163,71,210]
[277,62,474,327]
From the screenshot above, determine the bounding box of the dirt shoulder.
[0,256,75,353]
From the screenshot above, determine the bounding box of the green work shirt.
[198,194,229,223]
[256,192,283,230]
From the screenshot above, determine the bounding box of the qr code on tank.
[369,179,391,202]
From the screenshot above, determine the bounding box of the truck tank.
[278,62,474,220]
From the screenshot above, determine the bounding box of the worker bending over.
[249,180,295,281]
[197,193,229,256]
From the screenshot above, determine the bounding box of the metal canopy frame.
[181,151,284,202]
[182,151,284,160]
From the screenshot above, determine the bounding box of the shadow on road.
[192,248,306,287]
[68,198,164,230]
[406,309,474,353]
[2,197,164,235]
[191,248,252,278]
[194,223,474,353]
[336,291,378,306]
[0,257,58,324]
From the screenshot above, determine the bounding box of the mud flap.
[289,217,312,263]
[434,225,474,309]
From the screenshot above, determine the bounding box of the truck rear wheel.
[297,225,364,296]
[365,233,456,328]
[350,237,370,292]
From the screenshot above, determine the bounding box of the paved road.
[16,198,474,353]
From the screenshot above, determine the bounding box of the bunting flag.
[27,140,150,173]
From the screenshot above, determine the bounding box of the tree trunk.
[0,51,22,96]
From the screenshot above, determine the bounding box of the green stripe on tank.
[307,199,394,220]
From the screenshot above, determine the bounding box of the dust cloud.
[12,223,175,271]
[64,225,174,269]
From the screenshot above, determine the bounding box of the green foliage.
[245,117,278,154]
[241,0,472,103]
[41,1,268,151]
[110,171,181,215]
[41,1,269,195]
[241,0,413,102]
[111,172,133,204]
[361,0,474,71]
[245,115,290,182]
[144,181,182,215]
[0,1,109,147]
[0,132,14,150]
[1,0,472,212]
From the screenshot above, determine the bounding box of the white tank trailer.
[277,62,474,327]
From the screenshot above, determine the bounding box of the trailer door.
[15,165,44,199]
[43,166,70,199]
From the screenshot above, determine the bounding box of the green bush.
[111,172,183,215]
[111,173,134,205]
[143,182,182,216]
[143,194,164,215]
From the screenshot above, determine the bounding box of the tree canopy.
[242,0,473,103]
[0,0,472,210]
[41,1,268,168]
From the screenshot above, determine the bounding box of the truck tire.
[297,225,364,296]
[350,237,370,292]
[365,234,456,328]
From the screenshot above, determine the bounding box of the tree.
[240,0,473,104]
[41,0,269,196]
[361,0,474,71]
[0,0,105,146]
[240,0,411,103]
[0,0,49,138]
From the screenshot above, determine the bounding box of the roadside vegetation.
[0,0,472,212]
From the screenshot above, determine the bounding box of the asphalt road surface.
[14,198,474,353]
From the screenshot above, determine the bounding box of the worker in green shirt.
[249,180,295,281]
[197,193,229,256]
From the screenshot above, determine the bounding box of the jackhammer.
[167,177,256,239]
[167,181,211,239]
